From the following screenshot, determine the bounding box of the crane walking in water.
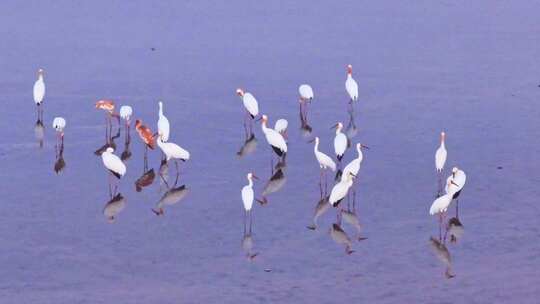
[33,68,46,121]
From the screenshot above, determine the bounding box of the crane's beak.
[308,138,315,143]
[361,144,370,150]
[252,174,259,180]
[255,116,262,122]
[451,180,459,187]
[330,123,338,130]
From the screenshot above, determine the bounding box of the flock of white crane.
[33,64,466,241]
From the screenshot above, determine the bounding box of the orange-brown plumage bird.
[95,99,115,113]
[135,119,156,149]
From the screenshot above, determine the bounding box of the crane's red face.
[347,65,353,74]
[236,89,244,97]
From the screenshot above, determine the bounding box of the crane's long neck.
[314,140,319,153]
[440,138,445,149]
[159,104,163,116]
[261,121,268,133]
[247,177,253,188]
[357,146,363,159]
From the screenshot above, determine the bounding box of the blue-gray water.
[1,1,539,303]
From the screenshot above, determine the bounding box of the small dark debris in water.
[151,47,156,51]
[264,268,272,272]
[497,166,503,170]
[538,84,540,87]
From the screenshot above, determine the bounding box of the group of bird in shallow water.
[32,64,467,274]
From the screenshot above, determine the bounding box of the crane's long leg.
[144,146,148,171]
[159,172,171,189]
[324,171,328,195]
[249,210,252,234]
[439,213,443,242]
[243,211,247,235]
[353,191,357,212]
[319,169,324,197]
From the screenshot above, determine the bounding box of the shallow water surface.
[0,1,539,303]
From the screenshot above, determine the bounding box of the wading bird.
[95,99,119,138]
[311,136,336,194]
[435,131,447,173]
[52,117,66,145]
[329,172,355,208]
[119,105,133,129]
[332,122,347,161]
[430,179,460,240]
[342,143,368,182]
[242,172,258,230]
[157,136,190,172]
[298,84,314,117]
[33,68,45,120]
[101,147,126,179]
[345,64,358,103]
[446,167,467,215]
[157,101,170,142]
[236,88,259,133]
[261,114,287,158]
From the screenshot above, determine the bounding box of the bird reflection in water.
[135,167,155,192]
[299,102,313,138]
[330,223,354,255]
[54,140,66,174]
[152,170,189,216]
[307,194,330,230]
[345,107,358,141]
[341,192,368,241]
[237,132,257,158]
[94,122,120,156]
[446,217,464,243]
[103,192,127,223]
[429,237,455,278]
[34,119,44,148]
[242,220,258,261]
[120,128,132,162]
[257,159,287,205]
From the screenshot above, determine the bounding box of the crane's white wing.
[243,93,259,117]
[345,77,358,101]
[33,79,45,104]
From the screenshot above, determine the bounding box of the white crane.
[157,101,170,142]
[236,88,259,126]
[333,122,347,161]
[119,105,133,128]
[312,136,336,193]
[157,137,190,172]
[329,172,355,207]
[101,147,126,179]
[342,143,368,181]
[33,68,45,120]
[261,115,287,157]
[345,64,358,102]
[435,131,447,172]
[52,117,66,145]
